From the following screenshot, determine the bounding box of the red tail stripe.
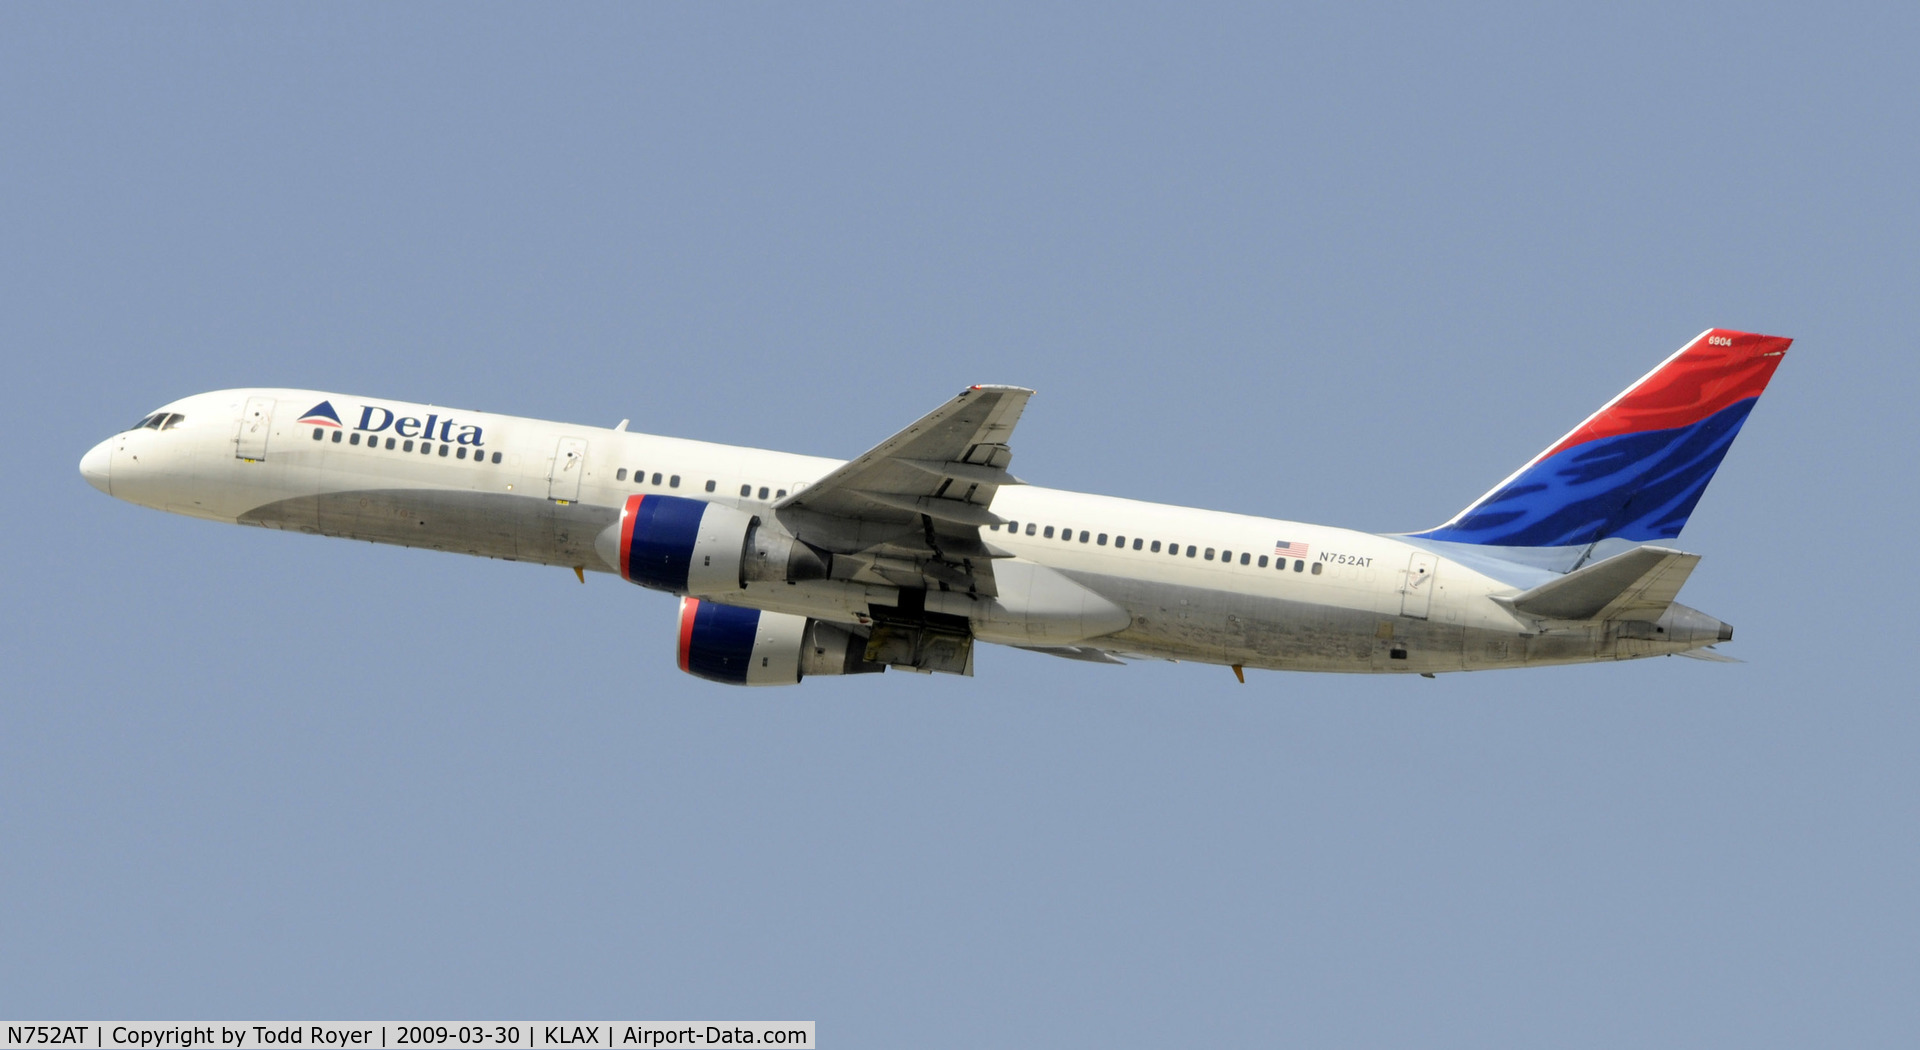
[1544,329,1790,457]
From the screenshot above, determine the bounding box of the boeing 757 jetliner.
[80,329,1787,685]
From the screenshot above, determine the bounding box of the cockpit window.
[132,412,185,431]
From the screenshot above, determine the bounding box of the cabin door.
[1400,552,1437,619]
[548,437,588,502]
[236,396,275,460]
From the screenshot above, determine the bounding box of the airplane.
[78,328,1788,685]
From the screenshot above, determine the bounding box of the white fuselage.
[81,388,1720,676]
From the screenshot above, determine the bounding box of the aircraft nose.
[79,438,113,495]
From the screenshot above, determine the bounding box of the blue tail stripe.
[1416,398,1757,547]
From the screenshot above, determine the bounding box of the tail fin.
[1413,328,1790,551]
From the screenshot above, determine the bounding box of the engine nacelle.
[596,494,831,595]
[676,597,884,686]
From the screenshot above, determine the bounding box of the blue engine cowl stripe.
[624,495,709,592]
[683,600,761,684]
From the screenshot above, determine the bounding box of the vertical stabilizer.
[1413,328,1789,552]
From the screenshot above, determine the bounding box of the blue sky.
[5,4,1916,1045]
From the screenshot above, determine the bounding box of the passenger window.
[741,484,752,497]
[350,433,361,446]
[458,447,468,459]
[705,480,716,493]
[438,444,449,456]
[491,452,502,464]
[1044,526,1055,539]
[1132,538,1142,550]
[1186,545,1197,557]
[670,475,681,488]
[618,468,629,481]
[1004,521,1016,533]
[1240,552,1250,565]
[331,430,342,443]
[312,428,324,441]
[1222,549,1231,561]
[1097,533,1108,546]
[1258,555,1268,567]
[1079,530,1089,543]
[386,438,396,450]
[1150,540,1161,553]
[776,489,786,498]
[651,472,662,484]
[758,487,769,500]
[1205,548,1215,561]
[1305,561,1315,574]
[422,443,432,454]
[403,440,414,452]
[1025,523,1036,536]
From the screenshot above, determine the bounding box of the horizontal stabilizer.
[1676,646,1743,663]
[1498,545,1700,622]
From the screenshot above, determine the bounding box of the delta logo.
[298,401,344,427]
[353,404,486,447]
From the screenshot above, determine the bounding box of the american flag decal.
[1274,540,1311,558]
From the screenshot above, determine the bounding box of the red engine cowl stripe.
[618,494,644,580]
[677,596,699,673]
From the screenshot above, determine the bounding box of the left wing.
[774,385,1033,595]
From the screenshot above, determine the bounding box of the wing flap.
[897,458,1024,487]
[849,490,1008,527]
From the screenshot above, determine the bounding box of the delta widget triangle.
[299,400,343,425]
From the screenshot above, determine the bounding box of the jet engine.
[676,597,884,685]
[595,494,831,595]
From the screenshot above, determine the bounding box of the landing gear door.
[548,437,588,502]
[1401,552,1437,619]
[236,396,275,460]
